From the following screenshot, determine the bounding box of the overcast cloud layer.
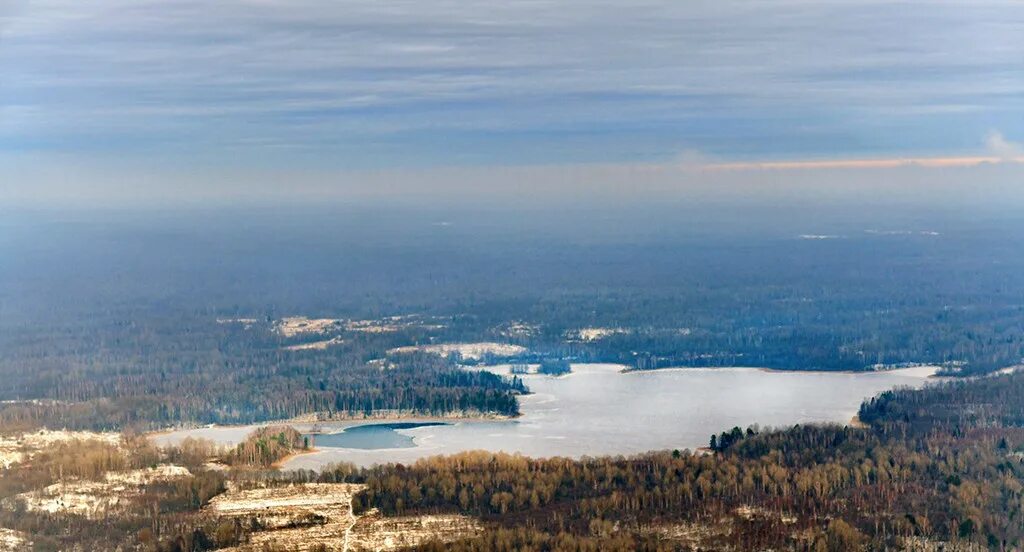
[1,0,1023,202]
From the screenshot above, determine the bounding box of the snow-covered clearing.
[388,342,527,360]
[0,429,121,469]
[276,315,440,338]
[568,327,629,342]
[15,465,191,519]
[210,483,480,551]
[0,529,30,552]
[283,337,345,351]
[350,510,482,551]
[276,317,343,337]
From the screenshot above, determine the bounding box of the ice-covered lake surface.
[152,364,938,470]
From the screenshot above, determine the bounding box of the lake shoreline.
[146,411,514,442]
[619,365,943,378]
[271,446,320,469]
[155,363,937,470]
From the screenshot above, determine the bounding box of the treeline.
[350,372,1024,550]
[0,317,525,432]
[859,373,1024,435]
[573,319,1024,375]
[412,520,868,552]
[709,425,757,452]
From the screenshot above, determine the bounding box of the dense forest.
[0,313,526,432]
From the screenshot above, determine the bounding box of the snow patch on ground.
[0,529,30,551]
[0,429,121,469]
[105,464,191,485]
[345,318,406,333]
[211,483,480,551]
[283,337,345,351]
[499,321,540,338]
[16,464,191,518]
[388,342,528,360]
[350,510,482,551]
[276,317,343,337]
[276,315,445,338]
[208,483,358,517]
[217,318,260,329]
[568,327,629,342]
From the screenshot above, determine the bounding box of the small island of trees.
[536,359,572,376]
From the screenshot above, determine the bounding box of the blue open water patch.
[306,422,449,450]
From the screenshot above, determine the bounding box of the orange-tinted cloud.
[704,155,1024,171]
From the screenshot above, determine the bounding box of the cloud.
[986,131,1024,161]
[700,131,1024,171]
[0,1,1023,172]
[703,155,1014,172]
[0,0,26,38]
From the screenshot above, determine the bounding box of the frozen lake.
[152,364,938,470]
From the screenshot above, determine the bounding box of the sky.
[1,0,1023,205]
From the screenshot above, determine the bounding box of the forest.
[4,208,1024,433]
[0,314,525,432]
[3,365,1024,550]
